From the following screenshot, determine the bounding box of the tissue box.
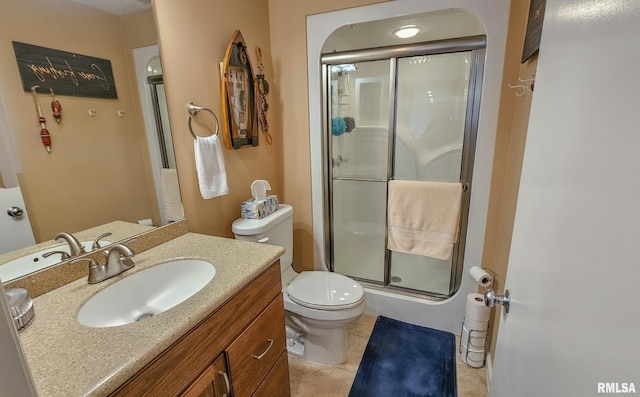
[240,195,279,219]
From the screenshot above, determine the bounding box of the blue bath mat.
[349,316,457,397]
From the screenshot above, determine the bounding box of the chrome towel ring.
[187,102,219,139]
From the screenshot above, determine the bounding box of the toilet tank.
[232,204,293,268]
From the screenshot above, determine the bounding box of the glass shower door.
[326,39,483,297]
[330,59,390,282]
[389,52,472,295]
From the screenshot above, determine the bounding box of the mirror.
[0,0,181,279]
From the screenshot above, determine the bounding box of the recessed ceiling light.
[393,25,422,39]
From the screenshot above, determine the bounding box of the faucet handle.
[92,232,112,250]
[120,238,137,267]
[105,243,136,271]
[42,250,71,261]
[70,258,105,284]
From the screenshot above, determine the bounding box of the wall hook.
[88,108,96,117]
[508,76,535,97]
[507,83,528,97]
[117,109,125,118]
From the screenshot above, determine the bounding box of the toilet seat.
[287,271,365,311]
[283,292,365,322]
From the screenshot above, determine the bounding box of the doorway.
[133,45,179,226]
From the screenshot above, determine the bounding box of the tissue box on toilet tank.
[240,195,279,219]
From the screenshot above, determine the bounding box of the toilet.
[232,204,365,365]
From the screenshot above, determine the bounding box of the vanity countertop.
[17,232,284,397]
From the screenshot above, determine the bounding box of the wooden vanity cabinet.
[110,261,290,397]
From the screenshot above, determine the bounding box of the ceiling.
[69,0,151,15]
[66,4,482,47]
[322,9,486,54]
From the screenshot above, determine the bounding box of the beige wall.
[480,0,538,359]
[153,0,284,240]
[0,0,159,242]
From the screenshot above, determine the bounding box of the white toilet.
[232,204,365,365]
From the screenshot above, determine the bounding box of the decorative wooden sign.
[12,41,118,99]
[221,31,258,149]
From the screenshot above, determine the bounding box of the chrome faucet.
[71,243,135,284]
[55,232,86,257]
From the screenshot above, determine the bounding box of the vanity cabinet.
[110,261,290,397]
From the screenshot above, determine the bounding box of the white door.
[490,1,640,396]
[0,186,35,255]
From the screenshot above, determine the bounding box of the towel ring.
[186,102,219,139]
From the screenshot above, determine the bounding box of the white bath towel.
[160,168,185,221]
[387,180,463,260]
[194,135,228,199]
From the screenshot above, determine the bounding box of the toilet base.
[285,318,351,365]
[303,327,349,365]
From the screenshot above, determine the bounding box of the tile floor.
[288,314,489,397]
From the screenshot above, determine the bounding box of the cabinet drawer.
[253,351,290,397]
[227,296,286,397]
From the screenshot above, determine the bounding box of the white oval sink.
[77,259,215,328]
[0,240,111,282]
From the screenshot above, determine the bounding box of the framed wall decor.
[521,0,546,63]
[221,30,258,149]
[12,41,117,99]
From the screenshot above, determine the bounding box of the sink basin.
[77,259,216,328]
[0,240,111,282]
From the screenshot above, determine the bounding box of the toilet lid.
[287,271,365,310]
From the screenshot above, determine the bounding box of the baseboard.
[485,352,493,393]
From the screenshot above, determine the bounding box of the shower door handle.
[333,155,349,167]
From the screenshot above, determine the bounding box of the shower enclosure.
[322,36,485,298]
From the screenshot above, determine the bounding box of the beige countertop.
[17,232,284,397]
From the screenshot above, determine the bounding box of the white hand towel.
[194,135,228,199]
[160,168,185,221]
[387,180,463,260]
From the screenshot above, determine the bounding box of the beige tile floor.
[288,314,488,397]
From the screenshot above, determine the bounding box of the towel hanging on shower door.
[387,180,463,260]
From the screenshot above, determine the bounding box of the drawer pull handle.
[218,370,230,397]
[253,338,274,360]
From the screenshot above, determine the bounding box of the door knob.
[484,289,510,313]
[7,206,24,217]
